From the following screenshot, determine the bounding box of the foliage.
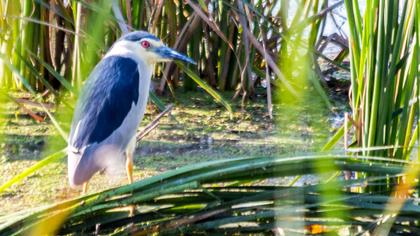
[344,0,418,158]
[1,155,419,235]
[0,0,339,193]
[0,0,339,102]
[0,0,418,235]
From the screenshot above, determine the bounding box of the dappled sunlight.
[1,94,326,216]
[0,0,418,234]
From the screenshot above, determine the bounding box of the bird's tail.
[68,145,101,187]
[68,144,126,188]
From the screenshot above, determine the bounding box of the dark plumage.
[69,56,140,150]
[67,30,195,190]
[120,31,159,42]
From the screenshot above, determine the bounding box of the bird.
[67,31,195,193]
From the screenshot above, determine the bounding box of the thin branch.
[136,105,174,141]
[238,19,297,96]
[261,29,273,119]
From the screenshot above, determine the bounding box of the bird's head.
[109,31,196,65]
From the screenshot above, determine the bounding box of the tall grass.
[345,0,418,159]
[0,0,336,103]
[2,155,420,235]
[0,0,419,235]
[0,0,339,192]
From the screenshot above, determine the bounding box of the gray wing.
[69,56,140,151]
[67,56,140,186]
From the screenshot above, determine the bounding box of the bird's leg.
[126,136,136,184]
[82,182,89,194]
[125,137,136,217]
[125,152,135,217]
[126,152,134,184]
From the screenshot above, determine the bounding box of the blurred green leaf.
[176,62,233,116]
[0,149,66,193]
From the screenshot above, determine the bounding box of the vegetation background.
[0,0,418,235]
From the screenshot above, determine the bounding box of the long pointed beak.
[155,46,196,65]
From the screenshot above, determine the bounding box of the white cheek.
[140,50,160,64]
[106,41,142,59]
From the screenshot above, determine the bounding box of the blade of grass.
[0,149,66,193]
[176,61,233,116]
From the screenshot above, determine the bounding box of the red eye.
[141,41,151,48]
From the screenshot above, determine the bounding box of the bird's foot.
[128,205,136,217]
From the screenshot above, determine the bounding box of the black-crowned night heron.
[67,31,195,192]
